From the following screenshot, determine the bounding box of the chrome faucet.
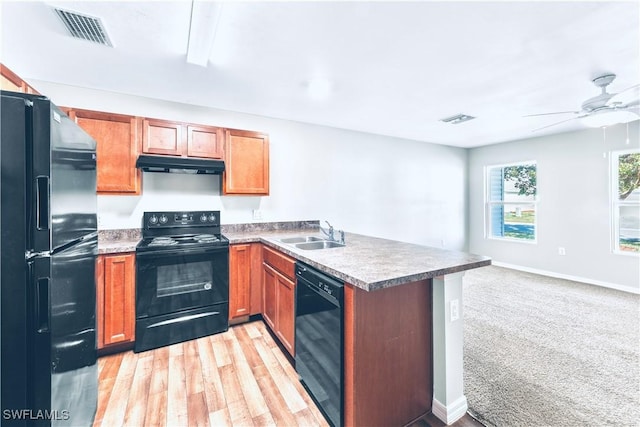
[321,221,346,245]
[321,221,335,241]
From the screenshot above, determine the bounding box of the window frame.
[484,160,538,243]
[611,149,640,256]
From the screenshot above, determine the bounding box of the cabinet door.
[96,256,105,348]
[249,243,263,315]
[142,119,184,156]
[262,263,278,331]
[102,254,136,347]
[229,244,252,319]
[70,109,141,194]
[187,125,223,159]
[276,273,296,356]
[0,64,40,94]
[0,63,24,92]
[223,129,270,195]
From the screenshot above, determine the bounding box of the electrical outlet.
[252,209,263,220]
[450,299,459,322]
[558,247,566,256]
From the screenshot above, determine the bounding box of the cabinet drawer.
[262,245,295,280]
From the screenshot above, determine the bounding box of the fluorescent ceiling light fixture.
[580,109,639,128]
[186,1,223,67]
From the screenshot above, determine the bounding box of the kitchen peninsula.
[99,222,491,426]
[226,225,490,426]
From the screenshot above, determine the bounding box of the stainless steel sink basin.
[279,236,324,244]
[295,240,346,250]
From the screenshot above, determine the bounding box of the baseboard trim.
[492,261,640,295]
[432,395,468,425]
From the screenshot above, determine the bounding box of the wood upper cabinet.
[68,109,142,194]
[223,129,270,195]
[142,119,223,159]
[0,63,40,95]
[142,118,183,156]
[187,125,223,158]
[96,253,136,349]
[229,243,263,321]
[262,246,296,356]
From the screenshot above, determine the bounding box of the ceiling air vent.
[440,113,476,125]
[54,8,113,47]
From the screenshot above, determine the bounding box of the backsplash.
[97,221,319,243]
[98,228,142,242]
[221,220,319,234]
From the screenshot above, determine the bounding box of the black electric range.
[134,210,229,353]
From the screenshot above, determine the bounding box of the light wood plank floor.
[94,321,329,427]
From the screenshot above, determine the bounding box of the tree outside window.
[486,162,537,241]
[614,151,640,253]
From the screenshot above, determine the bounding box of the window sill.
[487,236,537,245]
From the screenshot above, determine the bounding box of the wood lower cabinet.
[68,109,142,194]
[262,246,296,356]
[344,280,433,426]
[143,119,223,159]
[274,270,295,353]
[229,243,263,319]
[223,128,270,195]
[96,253,136,349]
[262,262,278,331]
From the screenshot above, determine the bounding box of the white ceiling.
[1,1,638,148]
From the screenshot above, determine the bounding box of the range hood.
[136,155,225,175]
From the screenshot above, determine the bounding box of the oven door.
[136,246,229,318]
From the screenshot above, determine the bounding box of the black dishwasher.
[295,262,344,427]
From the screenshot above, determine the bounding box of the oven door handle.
[136,246,229,258]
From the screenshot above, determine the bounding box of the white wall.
[468,124,640,292]
[32,80,468,250]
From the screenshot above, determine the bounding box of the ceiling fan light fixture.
[186,1,223,67]
[580,109,640,128]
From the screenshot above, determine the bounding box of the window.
[486,162,537,241]
[612,150,640,253]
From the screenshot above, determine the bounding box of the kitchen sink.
[279,236,324,244]
[295,240,346,250]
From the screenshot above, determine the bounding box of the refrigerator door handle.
[36,276,50,333]
[36,175,50,231]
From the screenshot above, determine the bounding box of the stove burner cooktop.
[138,234,227,251]
[148,237,179,247]
[136,210,229,253]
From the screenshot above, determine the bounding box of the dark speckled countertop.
[98,222,491,291]
[224,229,491,291]
[98,229,141,254]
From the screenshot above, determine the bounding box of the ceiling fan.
[526,73,640,131]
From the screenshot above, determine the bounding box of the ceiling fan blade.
[531,116,581,132]
[607,84,640,106]
[523,111,580,117]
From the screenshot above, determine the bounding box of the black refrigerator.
[1,91,98,426]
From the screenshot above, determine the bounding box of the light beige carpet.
[462,265,640,427]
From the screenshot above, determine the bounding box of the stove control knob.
[159,214,168,224]
[149,215,158,225]
[200,214,208,223]
[208,214,216,222]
